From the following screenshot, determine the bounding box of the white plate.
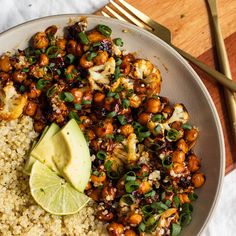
[0,15,225,235]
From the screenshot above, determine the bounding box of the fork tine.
[101,11,111,18]
[109,0,147,30]
[104,6,127,22]
[117,0,157,28]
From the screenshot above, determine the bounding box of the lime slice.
[30,161,90,215]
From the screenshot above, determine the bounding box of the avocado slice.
[30,123,60,173]
[51,119,91,192]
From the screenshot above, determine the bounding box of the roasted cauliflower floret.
[127,133,138,163]
[145,68,162,96]
[88,57,116,90]
[111,77,133,92]
[0,82,27,120]
[168,103,189,124]
[132,59,154,79]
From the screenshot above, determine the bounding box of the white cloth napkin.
[0,0,235,235]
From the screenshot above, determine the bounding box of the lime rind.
[30,161,90,215]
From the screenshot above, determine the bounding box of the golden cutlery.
[207,0,236,145]
[101,0,236,92]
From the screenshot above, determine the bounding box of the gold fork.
[101,0,236,92]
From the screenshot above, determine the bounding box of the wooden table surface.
[97,0,236,174]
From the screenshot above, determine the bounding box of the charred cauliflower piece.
[88,57,115,90]
[132,59,154,79]
[0,82,27,120]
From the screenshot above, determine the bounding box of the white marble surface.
[0,0,235,235]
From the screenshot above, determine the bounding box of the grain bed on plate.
[0,116,107,236]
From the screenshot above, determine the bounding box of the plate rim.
[0,13,225,235]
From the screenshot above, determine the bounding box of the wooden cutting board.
[96,0,236,174]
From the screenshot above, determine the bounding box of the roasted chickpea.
[188,154,201,172]
[128,213,142,225]
[80,53,94,68]
[39,54,49,66]
[86,130,96,140]
[178,193,190,204]
[95,121,114,138]
[91,171,106,184]
[138,112,151,125]
[185,128,199,143]
[86,188,101,202]
[107,222,124,236]
[162,105,173,116]
[67,39,83,56]
[102,186,116,201]
[28,82,41,98]
[13,70,27,83]
[172,162,185,174]
[25,101,37,116]
[87,30,106,43]
[80,116,92,127]
[45,25,57,36]
[146,98,161,113]
[116,178,125,197]
[93,50,109,65]
[124,229,137,236]
[85,182,92,191]
[120,124,134,137]
[70,88,83,104]
[97,209,114,222]
[138,181,151,194]
[172,151,185,163]
[192,172,205,188]
[94,92,105,104]
[56,38,67,51]
[33,120,46,133]
[33,32,49,49]
[171,121,183,131]
[90,139,102,152]
[0,55,12,72]
[177,139,189,153]
[0,71,10,82]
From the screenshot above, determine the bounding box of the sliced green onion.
[165,199,171,207]
[60,92,74,102]
[46,46,60,58]
[104,160,113,172]
[182,203,193,214]
[138,222,146,232]
[65,73,73,80]
[114,66,121,80]
[145,215,156,226]
[82,99,92,105]
[87,52,97,61]
[68,111,81,123]
[145,190,156,198]
[162,155,173,169]
[65,54,75,64]
[46,85,58,97]
[154,124,162,134]
[161,192,166,200]
[116,58,122,66]
[97,150,107,160]
[117,115,127,125]
[35,49,41,55]
[152,114,163,122]
[122,99,130,109]
[114,134,125,142]
[182,123,192,130]
[56,69,61,75]
[173,195,180,208]
[22,68,29,73]
[19,85,25,93]
[107,170,120,179]
[115,85,124,92]
[107,91,116,97]
[151,201,168,211]
[78,31,89,45]
[107,111,116,118]
[97,24,112,37]
[120,194,135,205]
[137,131,151,142]
[141,205,153,216]
[92,170,100,176]
[36,79,49,90]
[167,128,180,141]
[188,192,198,201]
[49,62,55,68]
[125,171,136,182]
[28,57,36,64]
[114,38,124,47]
[179,213,192,226]
[171,223,181,236]
[74,104,82,110]
[92,42,101,47]
[105,134,114,139]
[125,181,139,193]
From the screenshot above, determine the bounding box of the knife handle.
[172,45,236,92]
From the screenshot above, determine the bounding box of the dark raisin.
[179,177,191,188]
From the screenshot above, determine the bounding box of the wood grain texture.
[99,0,236,57]
[96,0,236,173]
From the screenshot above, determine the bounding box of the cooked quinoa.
[0,116,107,236]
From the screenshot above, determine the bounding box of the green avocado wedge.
[51,119,91,192]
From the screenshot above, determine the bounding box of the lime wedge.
[29,161,90,215]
